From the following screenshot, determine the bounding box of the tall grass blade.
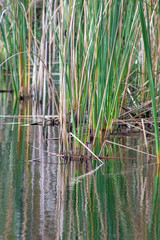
[139,0,160,158]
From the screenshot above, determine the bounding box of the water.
[0,96,159,240]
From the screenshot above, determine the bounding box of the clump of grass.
[57,0,141,143]
[0,1,27,98]
[0,0,160,156]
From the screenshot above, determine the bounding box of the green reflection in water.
[0,101,26,239]
[149,172,160,240]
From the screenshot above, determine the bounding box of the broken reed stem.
[105,139,156,158]
[70,132,104,165]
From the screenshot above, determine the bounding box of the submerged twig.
[61,154,137,161]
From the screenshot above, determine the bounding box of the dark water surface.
[0,96,159,240]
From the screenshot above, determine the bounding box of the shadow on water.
[0,97,160,240]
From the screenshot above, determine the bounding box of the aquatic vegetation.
[1,2,160,239]
[0,0,160,155]
[139,0,160,159]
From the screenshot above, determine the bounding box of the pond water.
[0,95,159,240]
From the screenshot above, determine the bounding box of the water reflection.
[0,99,159,239]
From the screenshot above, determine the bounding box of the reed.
[139,0,160,159]
[0,1,28,98]
[57,0,141,144]
[0,0,160,153]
